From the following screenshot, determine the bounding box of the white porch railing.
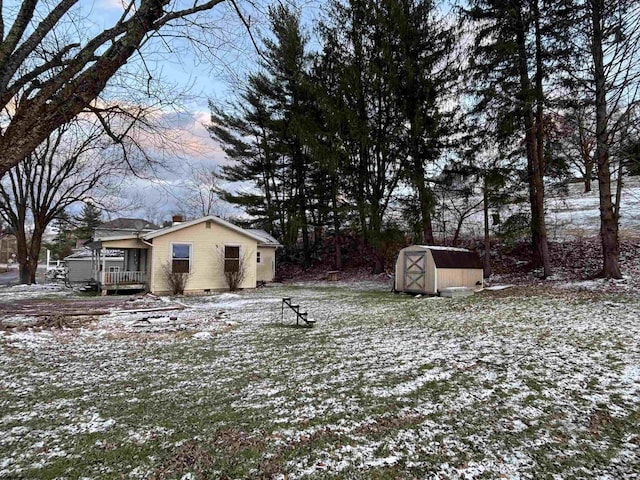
[103,270,146,285]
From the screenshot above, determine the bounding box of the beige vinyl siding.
[256,246,276,282]
[436,268,483,291]
[150,221,257,294]
[100,238,148,249]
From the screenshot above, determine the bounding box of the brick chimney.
[172,215,184,226]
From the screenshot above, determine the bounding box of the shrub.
[217,247,252,291]
[161,262,190,295]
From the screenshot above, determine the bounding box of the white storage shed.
[395,245,484,295]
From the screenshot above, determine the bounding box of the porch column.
[101,248,107,295]
[91,249,97,280]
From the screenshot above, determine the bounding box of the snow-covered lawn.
[1,282,639,479]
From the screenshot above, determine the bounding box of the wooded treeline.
[210,0,640,278]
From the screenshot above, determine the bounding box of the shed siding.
[395,248,438,294]
[395,246,482,295]
[150,222,257,294]
[256,246,276,282]
[436,268,483,291]
[426,250,436,294]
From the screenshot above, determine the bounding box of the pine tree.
[210,4,317,267]
[76,203,102,240]
[465,0,554,277]
[389,0,457,245]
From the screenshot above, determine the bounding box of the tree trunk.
[331,185,342,271]
[584,158,594,193]
[532,0,551,278]
[591,0,621,278]
[515,4,551,278]
[410,138,434,244]
[483,182,491,278]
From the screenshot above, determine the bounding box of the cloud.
[95,0,131,11]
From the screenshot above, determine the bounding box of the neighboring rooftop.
[97,218,159,232]
[65,247,124,259]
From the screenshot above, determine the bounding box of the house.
[86,215,280,295]
[0,233,17,264]
[394,245,483,295]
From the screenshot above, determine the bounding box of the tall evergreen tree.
[465,0,555,277]
[210,4,317,267]
[390,0,457,245]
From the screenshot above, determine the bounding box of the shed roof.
[430,249,483,269]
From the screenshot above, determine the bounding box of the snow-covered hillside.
[547,176,640,240]
[445,176,640,242]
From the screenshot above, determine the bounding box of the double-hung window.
[172,244,191,273]
[224,246,240,273]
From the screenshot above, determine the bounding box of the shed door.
[404,251,426,292]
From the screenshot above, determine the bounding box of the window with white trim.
[172,243,191,273]
[256,251,261,264]
[108,266,120,273]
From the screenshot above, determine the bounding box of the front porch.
[88,237,151,295]
[100,269,147,293]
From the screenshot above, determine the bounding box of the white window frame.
[108,266,120,273]
[256,251,261,264]
[170,242,193,274]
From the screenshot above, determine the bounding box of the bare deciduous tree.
[0,117,128,284]
[0,0,256,177]
[216,245,251,291]
[179,163,228,219]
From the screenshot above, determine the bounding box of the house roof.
[246,229,281,247]
[143,215,267,243]
[98,218,159,231]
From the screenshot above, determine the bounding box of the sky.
[86,0,272,222]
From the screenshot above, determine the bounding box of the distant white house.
[85,215,280,295]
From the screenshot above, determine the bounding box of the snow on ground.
[0,282,75,301]
[0,283,639,478]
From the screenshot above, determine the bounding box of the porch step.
[281,297,316,327]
